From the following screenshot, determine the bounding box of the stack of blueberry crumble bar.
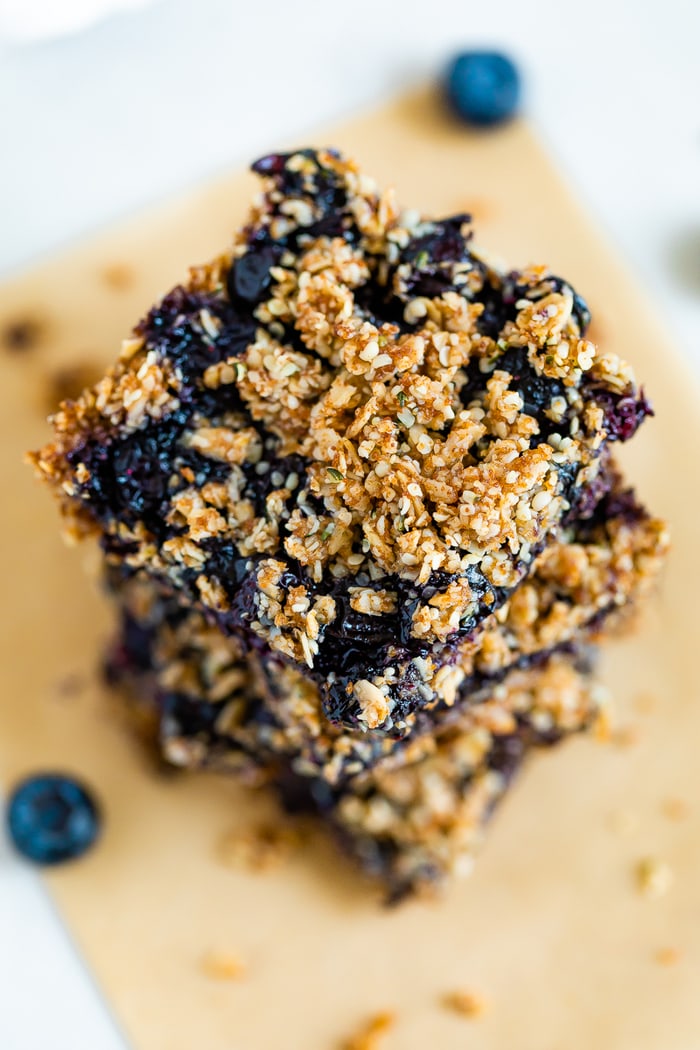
[31,149,668,899]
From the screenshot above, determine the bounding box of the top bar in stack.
[31,148,653,733]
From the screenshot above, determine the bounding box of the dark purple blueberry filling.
[227,235,284,306]
[576,478,646,536]
[138,286,255,386]
[494,346,568,430]
[161,691,223,739]
[69,409,231,536]
[240,453,309,515]
[593,387,653,442]
[460,347,568,442]
[394,215,484,302]
[251,148,349,233]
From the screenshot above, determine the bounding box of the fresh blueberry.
[444,51,521,127]
[6,773,101,865]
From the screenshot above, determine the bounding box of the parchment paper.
[0,88,697,1049]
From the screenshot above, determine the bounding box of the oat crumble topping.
[31,147,657,731]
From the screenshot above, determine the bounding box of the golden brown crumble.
[30,147,656,677]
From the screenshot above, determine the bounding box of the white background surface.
[1,2,698,1047]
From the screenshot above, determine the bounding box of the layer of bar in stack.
[31,148,656,734]
[108,580,600,900]
[106,469,665,787]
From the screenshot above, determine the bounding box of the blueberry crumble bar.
[30,148,666,896]
[106,471,665,788]
[111,616,598,900]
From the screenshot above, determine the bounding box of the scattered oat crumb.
[636,857,675,899]
[218,822,302,872]
[634,692,658,715]
[662,798,689,821]
[655,946,682,967]
[2,316,44,352]
[342,1011,394,1050]
[201,950,246,981]
[53,672,87,700]
[608,810,640,837]
[612,724,641,748]
[101,263,135,290]
[593,707,613,743]
[442,989,488,1018]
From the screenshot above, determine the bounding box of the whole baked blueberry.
[6,773,101,865]
[444,51,521,127]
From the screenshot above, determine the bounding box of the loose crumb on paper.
[342,1011,395,1050]
[201,950,246,981]
[101,263,135,290]
[636,857,674,899]
[608,810,640,837]
[217,822,303,872]
[53,671,87,700]
[442,989,489,1018]
[593,707,613,743]
[612,724,642,748]
[661,798,689,821]
[634,692,658,715]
